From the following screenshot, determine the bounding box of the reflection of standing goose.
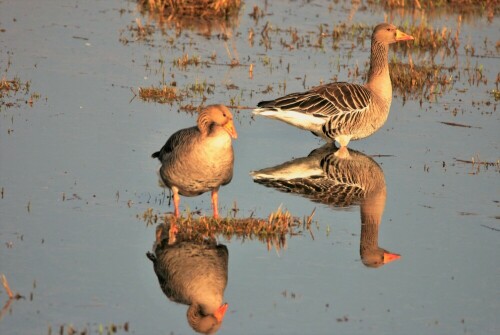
[253,23,414,149]
[251,144,400,267]
[152,105,238,218]
[147,224,229,334]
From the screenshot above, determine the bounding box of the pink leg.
[211,188,219,219]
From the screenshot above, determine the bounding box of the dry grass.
[0,76,40,109]
[403,23,458,54]
[382,0,498,8]
[174,53,204,69]
[1,274,24,322]
[380,0,498,19]
[491,89,500,101]
[0,77,22,93]
[454,156,500,174]
[139,207,315,250]
[137,85,178,104]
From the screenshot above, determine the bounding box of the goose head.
[187,302,228,334]
[372,23,414,45]
[199,104,238,139]
[361,247,401,268]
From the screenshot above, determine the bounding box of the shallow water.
[1,1,499,334]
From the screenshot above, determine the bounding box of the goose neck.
[367,40,392,100]
[368,40,389,79]
[197,113,212,136]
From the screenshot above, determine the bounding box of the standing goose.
[253,23,414,150]
[152,105,238,218]
[251,144,400,268]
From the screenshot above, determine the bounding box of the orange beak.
[214,303,228,323]
[224,121,238,139]
[395,29,414,42]
[383,252,401,264]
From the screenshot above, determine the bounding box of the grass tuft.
[138,0,241,17]
[389,59,454,102]
[0,76,40,109]
[138,85,178,104]
[389,59,453,101]
[140,207,316,249]
[380,0,498,19]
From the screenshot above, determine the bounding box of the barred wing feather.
[257,82,371,118]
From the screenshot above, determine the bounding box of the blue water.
[1,1,498,334]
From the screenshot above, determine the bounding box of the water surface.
[1,1,498,334]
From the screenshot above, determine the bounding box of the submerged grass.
[140,207,315,250]
[0,76,40,109]
[0,77,22,93]
[138,0,241,17]
[491,89,500,101]
[174,53,204,69]
[136,79,215,104]
[399,22,459,55]
[135,0,242,41]
[382,0,495,8]
[45,322,130,335]
[379,0,498,20]
[454,156,500,174]
[389,59,454,102]
[137,85,178,104]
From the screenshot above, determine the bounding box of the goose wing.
[258,82,372,118]
[152,126,198,160]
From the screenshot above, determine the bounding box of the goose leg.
[211,187,220,219]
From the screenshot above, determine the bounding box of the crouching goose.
[253,23,414,148]
[152,105,238,218]
[251,144,400,268]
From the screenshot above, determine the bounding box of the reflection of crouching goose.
[251,144,400,268]
[147,225,229,334]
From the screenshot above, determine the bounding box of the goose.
[152,105,237,218]
[253,23,414,151]
[251,144,400,267]
[147,224,229,334]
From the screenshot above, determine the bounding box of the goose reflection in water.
[251,144,400,268]
[147,224,229,334]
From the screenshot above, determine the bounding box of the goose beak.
[214,303,228,323]
[395,29,414,42]
[383,252,401,264]
[224,121,238,139]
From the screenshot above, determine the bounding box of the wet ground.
[0,0,499,334]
